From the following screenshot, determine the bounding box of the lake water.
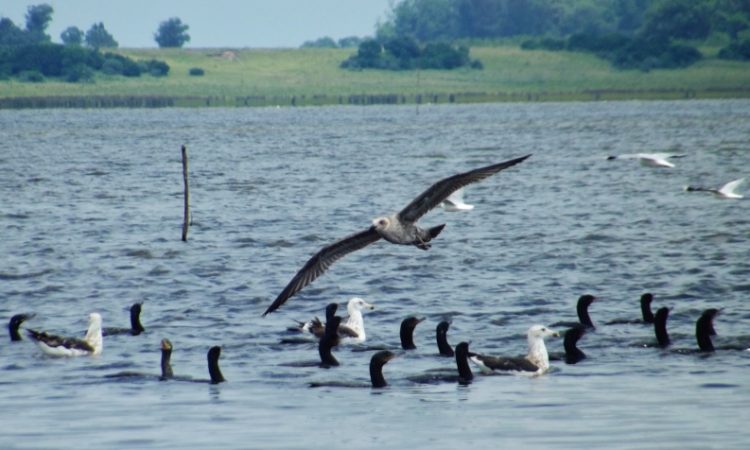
[1,100,749,449]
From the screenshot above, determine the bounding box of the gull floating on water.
[607,152,687,168]
[27,313,103,357]
[470,325,559,375]
[292,298,374,344]
[440,187,474,211]
[263,154,531,316]
[685,178,745,199]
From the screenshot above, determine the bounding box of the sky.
[1,0,394,48]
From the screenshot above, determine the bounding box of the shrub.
[188,67,205,76]
[63,64,94,83]
[18,70,44,82]
[718,39,750,61]
[101,58,123,75]
[141,59,169,76]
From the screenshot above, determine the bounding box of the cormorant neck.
[641,294,654,323]
[455,343,473,384]
[130,306,145,335]
[208,346,226,384]
[436,324,454,357]
[654,308,670,348]
[161,348,173,380]
[400,320,418,350]
[577,296,595,328]
[696,315,715,352]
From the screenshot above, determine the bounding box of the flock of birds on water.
[7,151,746,388]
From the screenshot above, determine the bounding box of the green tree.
[61,26,84,46]
[24,3,53,43]
[154,17,190,48]
[85,23,118,49]
[640,0,712,40]
[0,18,30,45]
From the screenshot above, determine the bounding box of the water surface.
[1,100,749,449]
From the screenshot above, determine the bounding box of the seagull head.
[348,297,374,314]
[372,216,390,231]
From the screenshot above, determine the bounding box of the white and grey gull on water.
[26,312,103,357]
[291,297,374,344]
[469,325,559,375]
[263,154,531,316]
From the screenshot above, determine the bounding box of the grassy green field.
[1,45,749,107]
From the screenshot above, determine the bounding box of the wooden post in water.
[181,145,190,242]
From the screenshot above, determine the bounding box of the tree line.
[0,4,191,83]
[371,0,750,70]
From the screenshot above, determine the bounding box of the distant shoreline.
[2,87,749,109]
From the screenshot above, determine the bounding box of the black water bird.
[102,303,145,336]
[400,316,425,350]
[696,308,719,352]
[263,155,532,316]
[160,338,174,380]
[406,341,474,385]
[653,307,671,348]
[564,327,587,364]
[318,303,343,367]
[309,350,398,389]
[436,320,454,357]
[108,338,224,384]
[552,295,596,329]
[8,313,35,341]
[606,293,655,325]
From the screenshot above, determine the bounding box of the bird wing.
[337,324,360,338]
[263,227,382,316]
[397,154,530,224]
[719,178,744,196]
[27,329,95,352]
[473,354,538,372]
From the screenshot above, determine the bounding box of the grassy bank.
[1,45,749,107]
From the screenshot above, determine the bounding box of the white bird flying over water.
[607,152,687,168]
[685,178,745,199]
[263,154,531,316]
[440,187,474,212]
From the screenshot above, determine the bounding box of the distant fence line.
[1,88,749,109]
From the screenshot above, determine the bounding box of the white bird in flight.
[440,187,474,212]
[607,152,687,168]
[685,178,745,199]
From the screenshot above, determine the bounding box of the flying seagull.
[263,154,531,316]
[685,178,744,199]
[607,152,686,168]
[440,187,474,211]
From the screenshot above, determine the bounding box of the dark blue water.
[2,101,749,449]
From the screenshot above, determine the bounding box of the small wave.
[123,249,154,259]
[0,269,53,280]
